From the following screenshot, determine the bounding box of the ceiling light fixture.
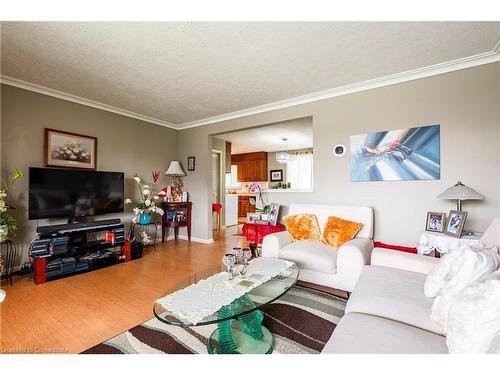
[276,137,292,164]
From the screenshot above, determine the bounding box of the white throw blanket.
[427,244,500,330]
[446,270,500,353]
[156,258,294,325]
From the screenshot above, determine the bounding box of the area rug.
[82,286,346,354]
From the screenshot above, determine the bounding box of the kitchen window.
[225,165,241,189]
[287,151,313,189]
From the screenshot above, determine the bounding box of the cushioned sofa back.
[288,204,374,239]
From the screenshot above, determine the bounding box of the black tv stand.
[30,219,126,283]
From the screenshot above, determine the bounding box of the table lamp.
[165,161,186,202]
[437,181,483,211]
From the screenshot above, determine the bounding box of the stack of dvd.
[113,227,125,244]
[30,238,52,258]
[46,258,63,278]
[51,236,69,256]
[60,257,76,274]
[75,258,89,272]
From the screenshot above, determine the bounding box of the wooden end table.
[161,201,192,242]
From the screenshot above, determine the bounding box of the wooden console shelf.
[161,201,192,242]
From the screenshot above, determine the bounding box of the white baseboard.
[164,234,214,245]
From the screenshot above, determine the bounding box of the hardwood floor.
[0,226,247,354]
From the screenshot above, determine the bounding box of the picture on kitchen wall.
[44,128,97,170]
[350,124,440,182]
[270,169,283,182]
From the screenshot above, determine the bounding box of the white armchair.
[262,204,374,292]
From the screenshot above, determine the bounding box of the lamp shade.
[165,161,186,177]
[437,181,483,201]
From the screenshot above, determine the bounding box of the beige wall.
[1,84,178,266]
[177,63,500,246]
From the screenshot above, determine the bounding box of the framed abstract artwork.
[44,128,97,170]
[350,124,440,182]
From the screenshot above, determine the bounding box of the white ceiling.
[1,22,499,128]
[215,117,313,154]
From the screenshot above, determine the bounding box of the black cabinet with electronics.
[30,219,126,282]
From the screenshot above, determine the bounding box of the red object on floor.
[212,202,222,213]
[374,241,417,254]
[242,222,286,244]
[122,241,131,262]
[34,257,47,284]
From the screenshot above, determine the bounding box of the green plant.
[256,205,271,214]
[0,168,23,242]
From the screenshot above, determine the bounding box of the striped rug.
[82,286,346,354]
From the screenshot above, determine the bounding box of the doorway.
[211,150,223,229]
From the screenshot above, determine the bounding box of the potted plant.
[125,176,164,225]
[0,169,23,243]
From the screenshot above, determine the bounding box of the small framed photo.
[270,169,283,182]
[444,210,468,238]
[44,128,97,170]
[267,203,280,226]
[246,213,260,223]
[187,157,195,171]
[425,212,446,233]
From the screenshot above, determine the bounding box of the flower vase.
[139,214,152,225]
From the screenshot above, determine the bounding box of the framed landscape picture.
[44,128,97,170]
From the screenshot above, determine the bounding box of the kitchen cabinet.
[238,196,255,218]
[232,152,268,182]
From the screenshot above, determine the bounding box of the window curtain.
[287,152,313,189]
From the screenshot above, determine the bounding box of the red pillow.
[374,241,417,254]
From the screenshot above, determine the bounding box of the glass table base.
[207,319,274,354]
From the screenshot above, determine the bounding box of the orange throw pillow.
[321,216,363,249]
[283,214,321,241]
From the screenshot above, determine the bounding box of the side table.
[161,201,192,242]
[131,221,160,248]
[241,223,286,245]
[417,231,482,257]
[1,240,17,286]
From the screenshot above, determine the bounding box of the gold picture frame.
[44,128,97,170]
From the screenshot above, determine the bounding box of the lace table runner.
[155,258,294,325]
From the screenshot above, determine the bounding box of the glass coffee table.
[153,261,299,354]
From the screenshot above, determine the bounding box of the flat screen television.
[29,167,124,220]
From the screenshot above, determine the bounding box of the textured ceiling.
[1,22,499,127]
[215,117,313,154]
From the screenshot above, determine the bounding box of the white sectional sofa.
[322,249,444,354]
[262,204,374,292]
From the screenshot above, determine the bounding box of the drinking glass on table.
[223,254,237,280]
[239,248,253,278]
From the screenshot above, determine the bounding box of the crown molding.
[0,75,178,129]
[2,39,499,131]
[178,40,500,129]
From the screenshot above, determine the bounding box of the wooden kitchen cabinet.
[232,152,268,182]
[238,196,256,218]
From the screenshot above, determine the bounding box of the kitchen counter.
[225,192,257,197]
